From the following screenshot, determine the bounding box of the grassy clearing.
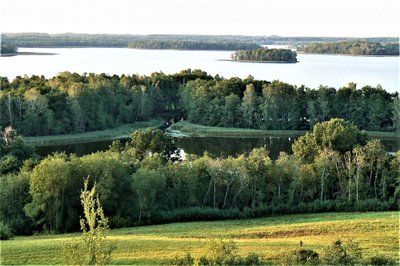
[169,121,400,141]
[1,212,398,265]
[22,119,164,147]
[168,121,306,138]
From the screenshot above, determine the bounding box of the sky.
[1,0,399,37]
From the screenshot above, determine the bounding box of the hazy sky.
[1,0,399,37]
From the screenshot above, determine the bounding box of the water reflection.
[35,136,399,159]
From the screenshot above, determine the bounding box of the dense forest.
[231,48,297,62]
[180,78,399,132]
[1,70,398,137]
[128,40,260,50]
[1,119,399,235]
[0,44,18,54]
[2,33,397,48]
[297,41,400,55]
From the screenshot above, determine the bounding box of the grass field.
[168,121,306,138]
[169,121,400,141]
[1,212,398,265]
[22,119,164,147]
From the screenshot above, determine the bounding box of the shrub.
[197,239,264,265]
[239,253,264,265]
[62,178,115,265]
[322,239,362,265]
[281,248,320,265]
[369,255,397,265]
[0,221,13,240]
[172,251,195,266]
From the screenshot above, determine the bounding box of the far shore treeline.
[128,40,260,50]
[1,32,398,49]
[297,41,399,56]
[1,70,399,137]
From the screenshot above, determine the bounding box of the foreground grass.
[1,212,398,265]
[169,121,400,140]
[22,119,163,147]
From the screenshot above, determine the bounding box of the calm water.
[35,136,399,159]
[34,136,296,159]
[0,47,398,92]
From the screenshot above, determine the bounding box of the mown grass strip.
[22,119,164,147]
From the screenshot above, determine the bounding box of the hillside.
[1,212,398,265]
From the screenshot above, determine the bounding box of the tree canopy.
[231,48,297,62]
[297,41,399,55]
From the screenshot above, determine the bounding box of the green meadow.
[1,212,398,265]
[22,119,163,147]
[168,121,400,140]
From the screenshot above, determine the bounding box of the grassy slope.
[169,121,400,140]
[1,212,398,265]
[22,119,164,147]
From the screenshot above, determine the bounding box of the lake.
[0,47,398,92]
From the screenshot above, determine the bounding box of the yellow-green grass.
[22,119,164,147]
[169,121,400,141]
[1,212,398,265]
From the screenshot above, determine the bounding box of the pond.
[35,135,399,159]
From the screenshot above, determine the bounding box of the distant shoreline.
[296,51,399,57]
[218,59,298,64]
[0,51,57,57]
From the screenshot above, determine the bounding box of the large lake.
[1,47,398,92]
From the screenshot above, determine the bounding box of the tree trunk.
[7,95,13,126]
[278,176,282,199]
[202,177,213,207]
[231,182,249,209]
[213,180,216,208]
[374,167,379,199]
[320,169,325,202]
[222,180,233,209]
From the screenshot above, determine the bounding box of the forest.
[1,70,399,236]
[1,119,399,236]
[230,48,297,62]
[128,40,260,50]
[297,41,399,55]
[2,33,397,48]
[0,70,398,138]
[0,44,18,54]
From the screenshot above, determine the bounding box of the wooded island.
[230,47,297,63]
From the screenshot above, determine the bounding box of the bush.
[322,239,362,265]
[356,199,389,212]
[197,239,264,265]
[281,248,320,265]
[172,251,195,266]
[369,256,397,265]
[0,221,13,240]
[239,253,264,265]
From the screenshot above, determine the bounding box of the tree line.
[0,119,399,236]
[0,44,18,54]
[128,40,260,50]
[2,33,397,48]
[231,48,297,62]
[180,78,399,132]
[297,41,399,55]
[0,70,211,136]
[1,70,398,137]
